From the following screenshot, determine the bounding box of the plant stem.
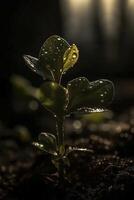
[56,117,64,148]
[56,116,65,181]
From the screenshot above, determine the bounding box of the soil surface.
[0,108,134,200]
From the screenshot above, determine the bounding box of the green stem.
[56,117,64,148]
[56,116,65,181]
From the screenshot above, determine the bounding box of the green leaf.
[23,55,45,79]
[38,35,70,82]
[11,75,38,98]
[38,132,57,155]
[63,44,79,72]
[38,81,68,117]
[67,77,114,114]
[33,132,58,156]
[23,36,79,82]
[66,146,93,156]
[32,142,46,151]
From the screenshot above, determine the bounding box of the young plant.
[18,35,114,180]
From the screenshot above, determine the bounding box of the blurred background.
[0,0,134,136]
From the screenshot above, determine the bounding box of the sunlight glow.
[68,0,91,12]
[127,0,134,23]
[128,0,134,7]
[100,0,119,39]
[60,0,92,43]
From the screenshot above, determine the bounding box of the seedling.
[16,35,114,180]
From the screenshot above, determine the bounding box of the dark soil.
[0,108,134,200]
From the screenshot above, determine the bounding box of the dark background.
[0,0,134,134]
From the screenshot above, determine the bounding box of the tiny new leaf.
[38,132,57,155]
[63,44,79,72]
[33,132,57,156]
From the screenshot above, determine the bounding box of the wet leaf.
[63,44,79,72]
[38,81,68,117]
[23,55,45,79]
[66,146,93,156]
[23,36,79,82]
[33,141,57,156]
[38,35,70,82]
[67,77,114,114]
[38,132,57,155]
[32,142,45,151]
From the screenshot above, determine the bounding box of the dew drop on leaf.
[76,107,105,113]
[72,53,77,59]
[57,37,61,41]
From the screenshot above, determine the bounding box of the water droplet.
[63,57,66,61]
[76,107,105,113]
[99,81,103,84]
[60,69,62,72]
[45,51,48,54]
[100,94,104,97]
[89,86,92,89]
[57,37,61,41]
[56,47,60,52]
[33,142,43,148]
[72,53,77,59]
